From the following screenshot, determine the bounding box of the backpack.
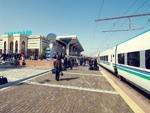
[0,76,8,85]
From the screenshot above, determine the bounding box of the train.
[98,30,150,95]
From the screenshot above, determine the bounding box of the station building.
[47,34,84,57]
[0,34,49,58]
[56,35,84,56]
[0,33,84,58]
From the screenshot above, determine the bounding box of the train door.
[112,45,118,75]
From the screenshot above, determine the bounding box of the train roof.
[100,29,150,53]
[117,29,150,45]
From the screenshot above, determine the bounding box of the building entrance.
[27,49,39,60]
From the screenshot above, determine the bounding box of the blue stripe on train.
[116,64,150,77]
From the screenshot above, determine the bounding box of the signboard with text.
[4,30,32,36]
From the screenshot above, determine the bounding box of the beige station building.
[0,34,49,58]
[0,33,84,59]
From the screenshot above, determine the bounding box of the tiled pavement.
[0,67,50,82]
[0,66,134,113]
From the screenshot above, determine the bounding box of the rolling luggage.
[22,61,26,66]
[89,66,94,70]
[52,68,56,74]
[0,76,8,85]
[94,66,99,70]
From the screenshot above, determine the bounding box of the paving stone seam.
[82,75,93,89]
[63,72,102,76]
[27,81,119,95]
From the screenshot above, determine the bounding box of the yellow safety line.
[101,71,145,113]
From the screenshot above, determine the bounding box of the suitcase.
[92,66,99,70]
[89,66,94,70]
[0,76,8,85]
[94,66,99,70]
[22,62,26,65]
[52,68,56,74]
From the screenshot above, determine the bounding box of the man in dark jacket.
[63,57,68,70]
[53,57,62,81]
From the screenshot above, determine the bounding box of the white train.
[98,30,150,95]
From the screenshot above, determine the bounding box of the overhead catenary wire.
[133,0,149,14]
[96,0,150,32]
[95,0,150,52]
[92,0,104,54]
[114,0,150,31]
[95,13,150,22]
[99,0,138,50]
[93,0,104,37]
[97,0,104,18]
[112,0,138,28]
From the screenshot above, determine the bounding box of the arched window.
[10,41,13,53]
[21,41,25,54]
[4,41,6,54]
[15,41,18,53]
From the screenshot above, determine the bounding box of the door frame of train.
[114,45,118,76]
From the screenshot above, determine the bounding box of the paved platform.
[0,66,134,113]
[0,67,49,82]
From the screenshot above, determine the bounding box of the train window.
[104,56,108,61]
[118,53,124,64]
[100,56,104,61]
[145,50,150,69]
[127,51,140,67]
[106,56,108,61]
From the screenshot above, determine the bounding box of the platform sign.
[4,30,32,36]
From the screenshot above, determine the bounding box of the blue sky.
[0,0,150,55]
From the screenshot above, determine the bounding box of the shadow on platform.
[39,79,51,84]
[60,77,79,81]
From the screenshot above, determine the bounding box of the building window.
[118,53,125,64]
[127,51,140,67]
[21,41,25,54]
[10,41,13,53]
[4,41,6,54]
[145,50,150,69]
[15,41,18,53]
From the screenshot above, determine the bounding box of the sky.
[0,0,150,56]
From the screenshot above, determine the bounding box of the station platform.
[0,66,137,113]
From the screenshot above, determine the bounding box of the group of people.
[0,53,26,67]
[89,58,99,70]
[53,55,78,81]
[53,55,99,81]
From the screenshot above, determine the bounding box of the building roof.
[0,34,29,38]
[56,35,84,52]
[56,35,77,39]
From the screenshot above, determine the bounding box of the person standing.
[21,53,26,66]
[63,57,68,70]
[89,58,93,70]
[67,58,72,70]
[94,59,99,70]
[53,56,62,81]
